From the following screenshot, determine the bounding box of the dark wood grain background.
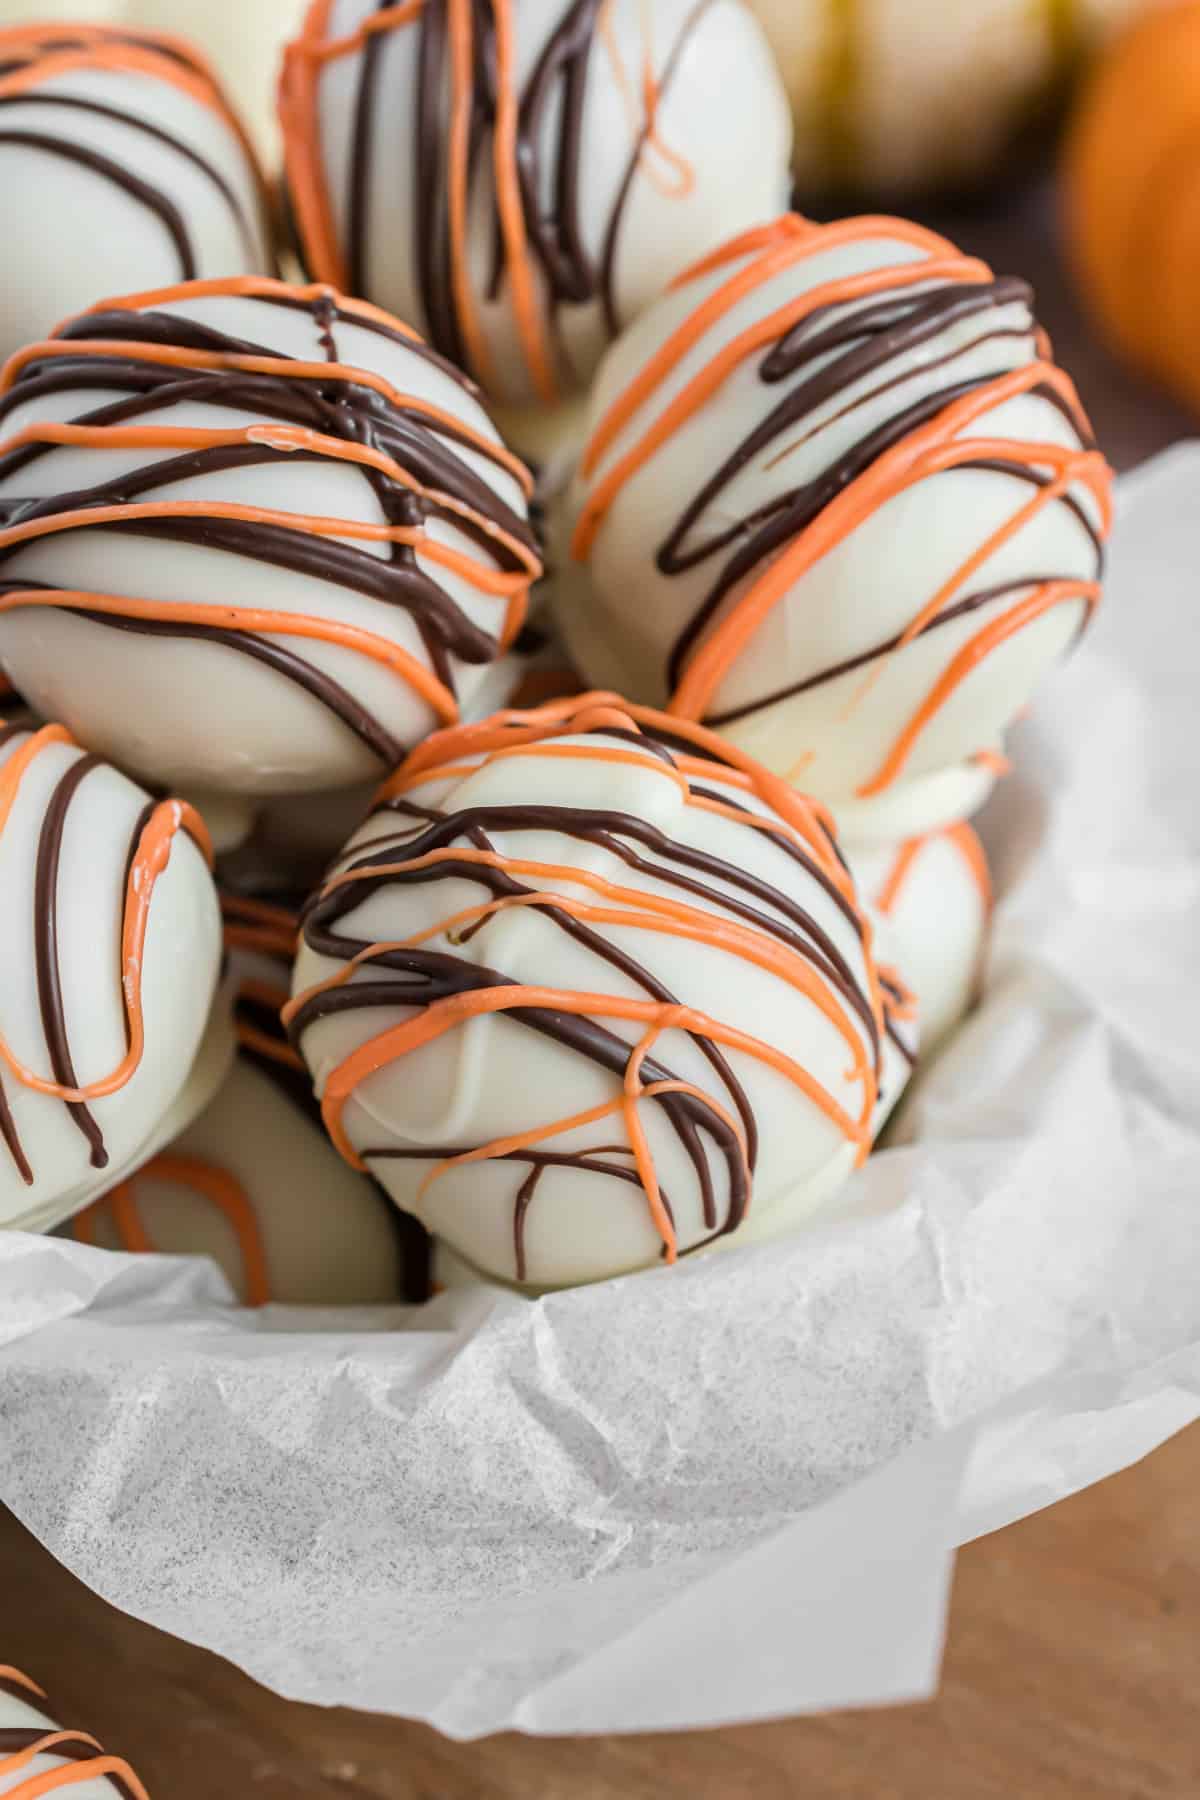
[3,182,1198,1797]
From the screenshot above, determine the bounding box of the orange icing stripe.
[858,579,1097,797]
[0,1666,45,1699]
[76,1153,271,1309]
[221,893,299,962]
[384,693,856,889]
[278,0,349,290]
[0,744,210,1106]
[875,837,923,916]
[0,589,461,728]
[946,822,993,914]
[489,0,557,403]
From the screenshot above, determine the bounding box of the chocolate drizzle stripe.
[71,606,406,764]
[0,91,261,262]
[34,751,108,1167]
[336,0,717,388]
[0,129,196,279]
[705,575,1082,726]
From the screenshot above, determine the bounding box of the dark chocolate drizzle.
[292,719,878,1276]
[344,0,717,382]
[34,752,108,1168]
[651,274,1105,708]
[0,291,537,753]
[0,89,263,269]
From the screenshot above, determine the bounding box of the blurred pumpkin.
[1066,0,1200,407]
[0,0,303,153]
[749,0,1139,195]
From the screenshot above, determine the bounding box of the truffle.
[0,717,221,1236]
[556,214,1112,839]
[0,277,542,796]
[0,22,272,364]
[289,694,898,1289]
[279,0,792,424]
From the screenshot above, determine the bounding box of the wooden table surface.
[3,186,1198,1797]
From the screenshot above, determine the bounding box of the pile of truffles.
[0,2,1110,1300]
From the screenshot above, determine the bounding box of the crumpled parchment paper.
[1,447,1198,1741]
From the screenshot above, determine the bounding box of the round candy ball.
[0,276,542,797]
[72,895,425,1306]
[279,0,792,420]
[1065,0,1200,411]
[0,22,272,364]
[289,694,893,1290]
[556,214,1112,840]
[0,717,221,1237]
[0,1663,148,1797]
[750,0,1136,197]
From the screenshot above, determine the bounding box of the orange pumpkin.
[1066,1,1200,406]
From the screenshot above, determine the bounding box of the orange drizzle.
[292,694,884,1263]
[0,1666,45,1699]
[573,213,1111,796]
[946,822,993,914]
[0,729,210,1108]
[74,1153,271,1308]
[874,837,924,916]
[487,0,557,403]
[0,1657,148,1798]
[874,823,992,920]
[0,588,461,728]
[221,892,299,962]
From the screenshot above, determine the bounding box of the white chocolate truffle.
[0,23,272,366]
[556,214,1112,836]
[290,695,893,1290]
[747,0,1136,198]
[850,823,991,1053]
[0,1662,148,1797]
[72,897,421,1306]
[279,0,793,417]
[0,277,542,797]
[0,720,220,1248]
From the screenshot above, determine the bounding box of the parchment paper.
[1,447,1198,1740]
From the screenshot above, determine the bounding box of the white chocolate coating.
[291,699,890,1289]
[748,0,1136,196]
[74,1052,408,1307]
[850,823,991,1053]
[0,723,221,1236]
[555,215,1109,830]
[0,24,271,366]
[281,0,792,409]
[0,281,540,796]
[0,1666,145,1797]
